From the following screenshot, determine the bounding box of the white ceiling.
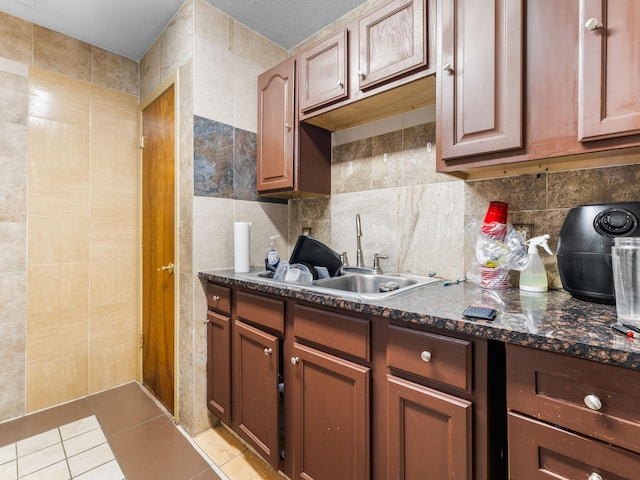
[0,0,368,61]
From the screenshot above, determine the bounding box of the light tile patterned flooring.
[0,416,123,480]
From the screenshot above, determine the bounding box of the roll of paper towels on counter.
[234,222,251,272]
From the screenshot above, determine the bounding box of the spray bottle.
[265,235,280,272]
[519,234,552,292]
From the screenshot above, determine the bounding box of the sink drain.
[378,281,400,292]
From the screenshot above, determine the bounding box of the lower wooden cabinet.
[206,311,231,425]
[386,375,472,479]
[290,342,370,480]
[508,412,640,479]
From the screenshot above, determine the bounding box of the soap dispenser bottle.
[265,235,280,272]
[520,234,552,292]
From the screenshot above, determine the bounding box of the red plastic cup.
[482,201,508,240]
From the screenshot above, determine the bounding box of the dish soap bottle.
[265,235,280,272]
[520,234,552,292]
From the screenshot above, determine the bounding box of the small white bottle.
[519,234,553,292]
[265,235,280,272]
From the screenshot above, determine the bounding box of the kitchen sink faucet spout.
[356,214,365,268]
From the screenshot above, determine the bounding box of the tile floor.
[0,382,221,480]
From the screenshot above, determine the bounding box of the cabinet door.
[386,375,472,480]
[233,320,280,468]
[290,342,370,480]
[206,311,231,425]
[299,29,348,113]
[438,0,523,159]
[578,0,640,141]
[508,412,640,479]
[358,0,427,90]
[257,57,295,192]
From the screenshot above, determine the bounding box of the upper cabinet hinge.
[139,136,145,149]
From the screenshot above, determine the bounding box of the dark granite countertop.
[198,268,640,370]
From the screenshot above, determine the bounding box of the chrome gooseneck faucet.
[356,213,365,267]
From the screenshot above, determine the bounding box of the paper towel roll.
[234,222,251,273]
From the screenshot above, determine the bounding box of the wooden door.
[290,342,370,480]
[257,57,295,193]
[386,375,472,480]
[438,0,523,159]
[299,29,348,113]
[141,84,175,413]
[578,0,640,141]
[206,311,231,425]
[233,320,280,468]
[358,0,427,91]
[508,413,640,479]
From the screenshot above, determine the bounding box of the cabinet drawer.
[387,325,472,393]
[506,344,640,453]
[236,290,284,334]
[294,305,370,362]
[206,283,231,315]
[508,412,640,479]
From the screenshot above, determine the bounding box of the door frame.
[138,72,181,421]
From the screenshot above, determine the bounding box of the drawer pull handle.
[584,394,602,411]
[420,351,432,362]
[212,295,220,302]
[291,356,299,365]
[588,473,603,480]
[264,348,272,356]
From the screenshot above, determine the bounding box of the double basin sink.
[243,269,440,300]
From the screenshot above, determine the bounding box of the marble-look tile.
[0,12,33,64]
[0,321,25,373]
[220,449,282,480]
[26,305,88,364]
[162,0,194,80]
[17,429,60,457]
[67,442,114,477]
[29,68,91,126]
[547,163,640,209]
[0,442,16,464]
[26,353,88,413]
[331,190,399,271]
[397,182,466,280]
[91,175,137,218]
[193,41,235,125]
[0,71,28,125]
[194,0,228,55]
[233,56,262,133]
[0,272,26,325]
[33,25,91,82]
[90,85,138,135]
[89,303,136,350]
[0,174,27,222]
[178,60,194,180]
[331,138,373,194]
[465,173,547,215]
[0,56,29,77]
[90,129,138,179]
[0,369,25,422]
[194,116,234,198]
[88,342,137,394]
[140,37,162,101]
[28,216,89,265]
[372,130,403,189]
[90,216,136,261]
[288,197,331,256]
[0,122,28,173]
[0,222,26,273]
[59,415,100,441]
[178,273,195,434]
[193,196,235,271]
[194,426,246,467]
[233,128,257,201]
[234,199,289,268]
[89,259,136,307]
[17,441,65,477]
[28,172,90,217]
[402,123,449,186]
[179,183,194,276]
[91,46,138,96]
[233,21,287,73]
[28,117,90,176]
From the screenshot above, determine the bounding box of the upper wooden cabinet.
[437,0,523,160]
[257,57,295,192]
[358,0,427,90]
[578,0,640,141]
[257,57,331,198]
[299,29,348,113]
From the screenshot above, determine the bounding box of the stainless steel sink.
[310,272,439,300]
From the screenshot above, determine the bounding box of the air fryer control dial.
[594,208,638,236]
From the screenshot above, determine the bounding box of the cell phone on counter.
[462,305,497,321]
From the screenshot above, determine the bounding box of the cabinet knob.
[264,348,273,356]
[212,295,220,302]
[588,473,603,480]
[420,350,432,362]
[284,123,292,131]
[585,18,601,31]
[584,394,602,411]
[290,356,299,365]
[336,80,343,88]
[357,70,365,79]
[443,63,454,74]
[202,319,209,325]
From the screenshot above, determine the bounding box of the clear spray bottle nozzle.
[527,234,552,255]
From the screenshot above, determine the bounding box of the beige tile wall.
[0,10,139,419]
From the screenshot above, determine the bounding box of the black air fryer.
[557,202,640,304]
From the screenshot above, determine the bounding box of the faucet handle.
[372,253,388,274]
[339,251,349,267]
